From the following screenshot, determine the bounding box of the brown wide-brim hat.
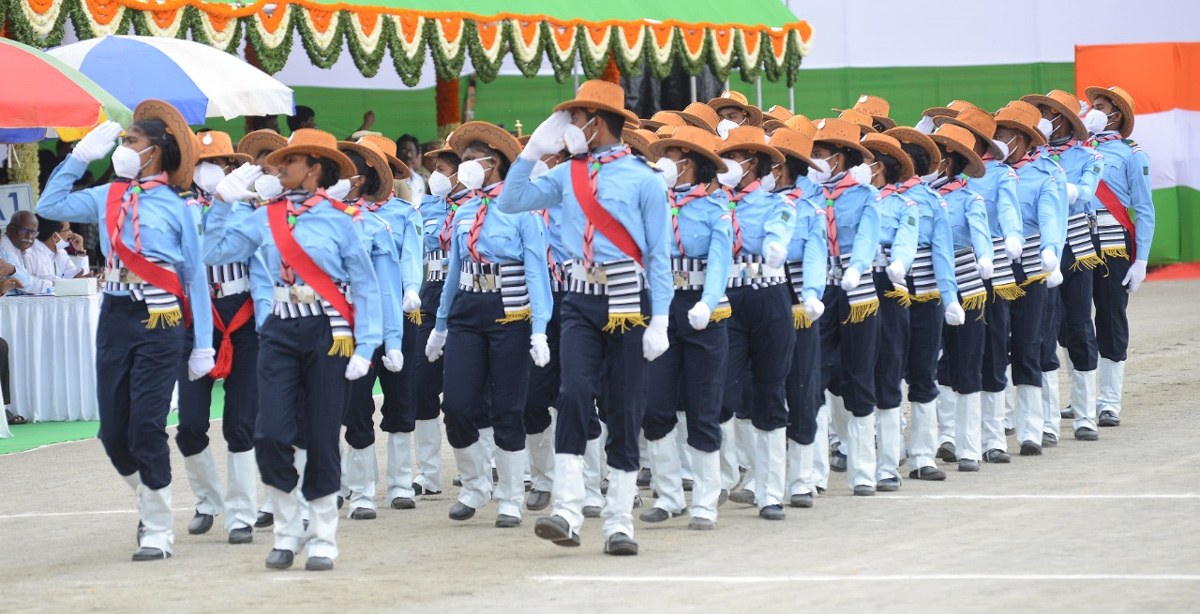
[678,102,721,134]
[448,121,523,164]
[553,79,639,124]
[923,99,981,119]
[237,129,288,163]
[650,125,727,172]
[623,128,658,160]
[337,140,395,203]
[766,127,816,170]
[931,124,986,179]
[196,130,251,166]
[860,133,914,181]
[708,90,764,127]
[835,94,896,131]
[934,107,1004,159]
[133,99,197,189]
[994,100,1047,148]
[641,111,686,132]
[423,133,458,159]
[884,127,942,173]
[762,105,794,133]
[716,125,784,165]
[1021,89,1088,142]
[266,128,357,179]
[812,117,874,162]
[783,114,816,139]
[838,109,879,135]
[358,134,412,180]
[1085,85,1136,138]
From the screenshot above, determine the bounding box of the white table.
[0,294,102,422]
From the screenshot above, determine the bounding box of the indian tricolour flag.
[1076,42,1200,265]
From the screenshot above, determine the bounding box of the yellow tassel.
[143,307,183,329]
[992,283,1025,301]
[962,291,987,313]
[883,288,913,308]
[602,313,647,334]
[406,310,424,326]
[791,305,812,329]
[842,299,879,325]
[495,306,533,325]
[328,336,355,358]
[710,305,733,323]
[1101,247,1128,261]
[1069,253,1104,271]
[912,291,941,303]
[1020,272,1049,287]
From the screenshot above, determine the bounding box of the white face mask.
[716,157,743,189]
[111,145,153,179]
[807,157,834,184]
[193,161,226,194]
[716,119,741,140]
[1083,108,1109,135]
[991,139,1011,161]
[254,174,284,200]
[327,178,353,201]
[530,159,551,180]
[428,171,454,197]
[656,157,679,188]
[54,234,69,250]
[562,124,588,155]
[1037,118,1054,140]
[848,163,874,186]
[458,158,490,191]
[919,169,942,183]
[760,167,777,192]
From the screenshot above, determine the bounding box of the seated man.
[0,250,30,296]
[0,212,85,294]
[33,215,88,280]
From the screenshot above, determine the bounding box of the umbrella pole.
[436,75,461,139]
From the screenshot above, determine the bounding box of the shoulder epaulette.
[632,154,657,170]
[1122,138,1139,148]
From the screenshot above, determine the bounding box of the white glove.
[886,260,908,285]
[71,121,122,164]
[187,348,216,381]
[849,163,873,186]
[803,296,825,322]
[764,241,787,269]
[530,333,551,367]
[381,349,404,373]
[1005,236,1024,261]
[194,161,226,195]
[915,115,936,135]
[1067,183,1079,205]
[1041,248,1059,274]
[520,110,573,161]
[345,354,371,381]
[217,163,263,203]
[1123,259,1148,293]
[687,302,712,331]
[840,267,861,291]
[562,124,589,156]
[402,290,421,313]
[976,257,994,281]
[642,315,670,362]
[425,329,447,362]
[944,301,966,326]
[1046,267,1063,288]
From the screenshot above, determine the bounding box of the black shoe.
[1042,432,1058,448]
[448,502,475,521]
[983,449,1011,463]
[1004,427,1016,436]
[495,514,522,528]
[534,515,580,547]
[305,556,334,571]
[452,475,463,487]
[350,507,376,520]
[228,527,253,544]
[131,547,170,562]
[759,504,786,520]
[255,512,274,528]
[687,517,715,530]
[1098,410,1120,427]
[188,512,214,535]
[582,505,602,519]
[525,480,532,493]
[1061,407,1076,420]
[1019,441,1043,456]
[639,507,683,523]
[936,442,958,463]
[265,549,294,570]
[853,485,875,496]
[958,459,980,472]
[876,478,901,492]
[681,478,694,492]
[136,521,145,546]
[789,493,814,508]
[636,467,652,488]
[816,486,826,495]
[412,483,442,496]
[909,466,947,481]
[336,495,344,510]
[830,451,847,472]
[718,489,729,507]
[632,494,644,509]
[728,489,756,505]
[391,497,416,510]
[604,532,639,555]
[526,489,551,511]
[1075,427,1099,441]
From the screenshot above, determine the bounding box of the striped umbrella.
[0,37,131,144]
[49,35,294,126]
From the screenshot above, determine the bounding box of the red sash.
[267,199,356,331]
[209,298,255,380]
[104,179,190,324]
[570,157,644,268]
[1095,180,1137,260]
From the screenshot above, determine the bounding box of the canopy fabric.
[4,0,813,85]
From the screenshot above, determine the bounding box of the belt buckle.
[120,267,143,285]
[673,271,689,288]
[477,274,497,291]
[744,263,760,279]
[290,285,316,303]
[588,266,607,285]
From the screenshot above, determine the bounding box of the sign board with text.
[0,183,33,228]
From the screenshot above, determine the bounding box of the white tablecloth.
[0,294,102,422]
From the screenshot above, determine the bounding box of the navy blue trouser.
[721,284,795,431]
[644,290,727,453]
[255,314,350,501]
[1093,232,1132,362]
[1009,265,1047,387]
[525,291,564,436]
[906,299,944,402]
[1058,244,1098,371]
[1040,286,1061,371]
[177,293,259,456]
[97,295,186,490]
[819,285,880,416]
[981,283,1012,393]
[556,292,648,471]
[874,272,910,411]
[413,280,445,421]
[442,291,532,453]
[344,338,415,450]
[785,319,821,445]
[937,297,984,395]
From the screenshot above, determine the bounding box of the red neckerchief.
[726,179,760,258]
[1011,149,1041,170]
[1090,132,1122,148]
[581,146,631,266]
[879,176,921,199]
[670,184,709,257]
[362,192,396,213]
[1046,138,1078,161]
[278,190,329,284]
[326,195,362,220]
[439,191,471,252]
[937,178,967,195]
[466,182,505,263]
[821,173,858,258]
[111,172,169,255]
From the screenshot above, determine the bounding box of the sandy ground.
[2,280,1199,613]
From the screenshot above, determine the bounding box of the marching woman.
[204,128,382,571]
[39,101,214,561]
[806,118,882,497]
[1083,85,1154,428]
[424,122,552,529]
[177,130,260,544]
[716,126,797,521]
[334,137,407,521]
[638,126,732,530]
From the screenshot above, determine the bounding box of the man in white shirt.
[0,212,85,294]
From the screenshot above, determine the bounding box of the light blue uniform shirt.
[888,181,958,299]
[1013,155,1066,259]
[495,147,673,317]
[437,184,552,335]
[39,156,213,349]
[728,183,797,258]
[203,196,382,360]
[969,160,1023,241]
[1091,132,1155,259]
[779,185,828,301]
[420,189,470,256]
[670,185,733,310]
[1042,139,1105,215]
[353,206,404,352]
[808,175,881,276]
[876,189,920,263]
[368,197,424,297]
[937,181,993,258]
